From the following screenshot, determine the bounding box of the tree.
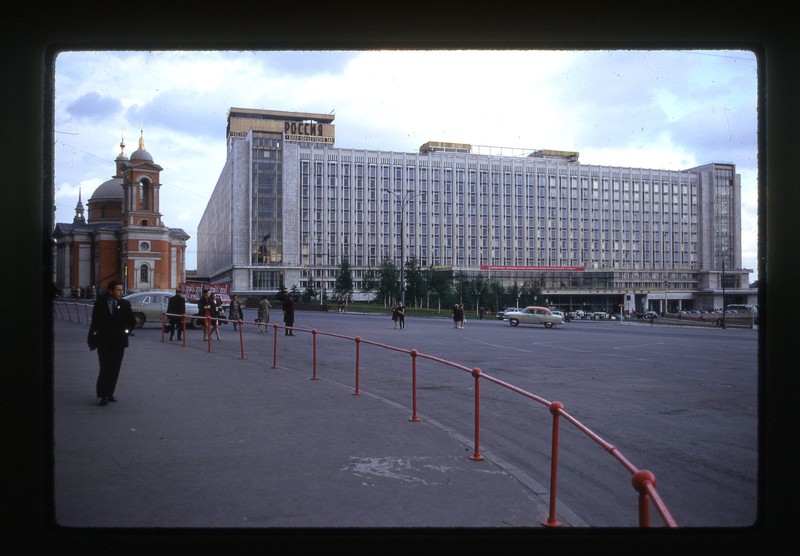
[360,266,378,301]
[377,259,399,306]
[488,280,505,311]
[403,256,425,307]
[426,267,453,312]
[334,258,354,305]
[275,280,289,301]
[471,274,489,314]
[289,284,301,302]
[509,281,523,307]
[454,271,470,307]
[302,281,317,303]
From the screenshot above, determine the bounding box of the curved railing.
[55,301,677,527]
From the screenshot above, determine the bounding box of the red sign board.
[180,282,231,304]
[479,265,586,271]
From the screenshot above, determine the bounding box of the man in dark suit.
[166,288,187,341]
[87,280,136,406]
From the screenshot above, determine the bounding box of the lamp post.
[663,279,669,316]
[721,249,727,329]
[385,189,414,306]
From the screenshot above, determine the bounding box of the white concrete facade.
[197,109,756,311]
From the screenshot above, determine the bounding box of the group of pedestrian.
[391,302,406,329]
[198,289,225,341]
[452,304,466,328]
[86,280,301,407]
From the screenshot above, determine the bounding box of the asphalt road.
[127,308,758,527]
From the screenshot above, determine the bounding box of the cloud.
[66,92,122,121]
[125,90,227,138]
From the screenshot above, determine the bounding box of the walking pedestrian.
[392,303,400,329]
[198,289,213,340]
[282,296,295,336]
[210,292,222,340]
[166,288,186,341]
[87,280,135,406]
[398,302,406,329]
[257,296,271,333]
[453,304,465,329]
[228,294,244,331]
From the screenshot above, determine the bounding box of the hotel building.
[197,108,756,313]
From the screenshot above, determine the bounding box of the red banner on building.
[479,265,586,272]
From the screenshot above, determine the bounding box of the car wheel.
[133,313,146,328]
[544,322,553,328]
[509,318,520,326]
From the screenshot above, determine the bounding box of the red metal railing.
[55,302,677,527]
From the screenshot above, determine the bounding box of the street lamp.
[721,248,727,329]
[663,279,669,316]
[384,189,414,306]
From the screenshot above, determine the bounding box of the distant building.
[197,107,756,313]
[53,132,189,296]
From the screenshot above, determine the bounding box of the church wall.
[95,237,121,289]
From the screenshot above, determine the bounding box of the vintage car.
[505,306,565,328]
[496,306,523,320]
[124,291,199,329]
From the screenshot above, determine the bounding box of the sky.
[53,49,759,282]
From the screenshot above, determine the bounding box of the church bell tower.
[120,130,164,228]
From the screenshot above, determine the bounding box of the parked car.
[643,310,658,319]
[124,291,199,329]
[505,306,565,328]
[496,306,523,320]
[592,311,610,320]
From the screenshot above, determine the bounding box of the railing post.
[161,312,166,341]
[205,315,212,352]
[632,469,656,528]
[543,401,564,527]
[311,330,319,380]
[469,368,484,461]
[409,349,420,422]
[353,336,362,395]
[272,323,279,368]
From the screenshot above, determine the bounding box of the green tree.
[334,258,354,304]
[488,280,505,312]
[403,256,425,307]
[471,274,489,314]
[378,259,399,306]
[289,284,301,302]
[276,280,288,301]
[301,281,317,303]
[454,271,470,307]
[360,266,378,301]
[509,281,523,307]
[426,267,453,312]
